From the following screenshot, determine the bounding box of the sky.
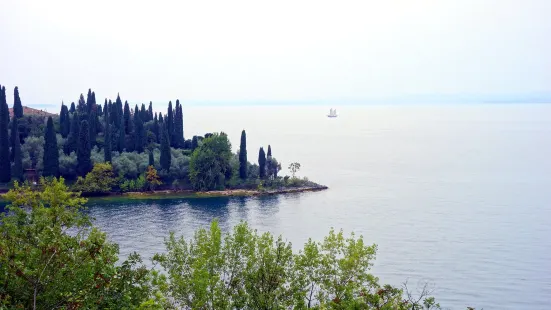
[0,0,550,108]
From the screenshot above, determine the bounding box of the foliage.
[145,165,162,191]
[73,163,117,194]
[22,136,44,172]
[65,112,79,155]
[152,220,448,310]
[289,162,301,178]
[11,117,23,181]
[77,120,92,176]
[266,156,281,179]
[13,86,23,118]
[58,151,77,179]
[120,175,147,192]
[42,116,59,177]
[0,85,11,182]
[160,122,171,172]
[104,105,112,163]
[258,147,266,179]
[0,178,157,309]
[239,130,247,179]
[189,133,232,191]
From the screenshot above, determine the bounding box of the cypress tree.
[167,101,174,147]
[70,102,76,113]
[153,114,160,142]
[13,86,23,118]
[77,120,92,176]
[267,145,272,157]
[0,86,12,182]
[134,105,145,153]
[191,135,198,151]
[77,94,87,120]
[174,100,184,148]
[140,103,147,122]
[149,150,154,166]
[88,107,98,147]
[65,112,80,154]
[60,103,70,138]
[160,122,171,172]
[104,106,112,163]
[103,99,108,118]
[97,103,102,116]
[43,116,59,177]
[118,112,126,152]
[148,101,153,121]
[258,147,266,179]
[9,111,18,162]
[12,117,23,181]
[124,101,132,134]
[239,130,247,179]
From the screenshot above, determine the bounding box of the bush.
[72,162,117,194]
[120,174,147,192]
[59,150,77,179]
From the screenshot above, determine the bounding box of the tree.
[73,162,117,194]
[258,147,266,179]
[118,111,126,152]
[191,135,198,151]
[167,101,174,147]
[42,117,59,177]
[267,144,272,157]
[134,105,145,153]
[59,103,70,138]
[153,113,160,142]
[148,150,154,166]
[10,111,19,162]
[104,106,112,163]
[11,117,23,181]
[239,130,247,179]
[148,101,153,121]
[65,112,80,155]
[145,165,162,191]
[124,101,132,134]
[288,162,301,178]
[189,133,232,191]
[0,178,157,309]
[13,86,23,118]
[173,100,184,148]
[0,85,11,182]
[140,103,147,122]
[88,107,98,147]
[160,122,171,172]
[69,101,76,113]
[77,120,92,176]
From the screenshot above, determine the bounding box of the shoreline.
[117,185,328,199]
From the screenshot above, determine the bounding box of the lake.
[20,104,551,309]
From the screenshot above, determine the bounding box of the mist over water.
[85,104,551,309]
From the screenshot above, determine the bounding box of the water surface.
[50,104,551,309]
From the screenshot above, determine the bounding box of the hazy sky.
[1,0,550,107]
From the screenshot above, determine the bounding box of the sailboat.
[327,108,337,118]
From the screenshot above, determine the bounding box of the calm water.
[26,104,551,309]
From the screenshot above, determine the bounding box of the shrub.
[72,162,117,194]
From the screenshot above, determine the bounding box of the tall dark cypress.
[267,145,272,157]
[153,114,160,142]
[13,86,23,118]
[43,117,59,177]
[89,107,98,148]
[77,120,92,176]
[70,102,76,113]
[77,94,87,120]
[9,109,18,162]
[160,122,171,172]
[60,103,70,138]
[104,105,112,163]
[118,112,126,152]
[239,130,247,179]
[258,147,266,179]
[123,101,132,134]
[97,103,102,116]
[148,102,153,121]
[167,101,174,147]
[0,86,11,182]
[140,103,147,122]
[191,136,198,151]
[174,100,184,148]
[134,105,145,153]
[103,99,108,118]
[148,150,154,166]
[65,112,80,154]
[12,117,23,181]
